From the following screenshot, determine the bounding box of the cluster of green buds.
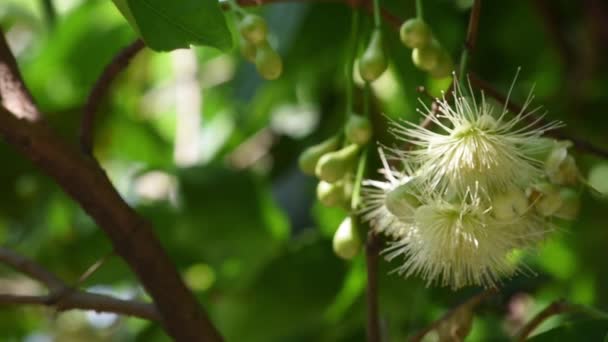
[358,28,389,83]
[298,114,373,259]
[399,18,453,78]
[237,13,283,80]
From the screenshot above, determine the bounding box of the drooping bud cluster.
[399,18,453,78]
[237,13,283,80]
[298,114,374,260]
[361,78,582,289]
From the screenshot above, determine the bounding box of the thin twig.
[0,33,42,122]
[366,231,381,342]
[409,288,497,342]
[80,39,145,155]
[75,250,115,287]
[0,247,159,321]
[459,0,481,81]
[469,74,608,159]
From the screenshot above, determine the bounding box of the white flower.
[384,189,520,289]
[390,78,561,196]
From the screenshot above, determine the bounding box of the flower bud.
[385,182,421,219]
[255,41,282,80]
[400,18,432,49]
[345,114,372,145]
[315,144,360,183]
[333,217,361,260]
[545,141,579,185]
[553,188,580,220]
[317,181,345,207]
[239,36,257,62]
[298,136,340,175]
[533,183,563,216]
[492,187,528,219]
[412,39,442,71]
[358,29,388,82]
[238,14,268,45]
[429,49,454,79]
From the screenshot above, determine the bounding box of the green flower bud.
[239,36,257,62]
[400,18,432,49]
[345,114,372,145]
[333,217,361,260]
[358,29,388,82]
[238,14,268,45]
[298,136,340,175]
[533,183,563,217]
[553,188,580,220]
[385,182,421,219]
[315,144,360,183]
[317,181,345,207]
[255,41,283,80]
[412,39,442,72]
[492,187,528,220]
[429,49,454,79]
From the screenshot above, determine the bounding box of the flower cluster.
[361,78,579,289]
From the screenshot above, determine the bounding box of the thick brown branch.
[469,74,608,159]
[366,231,381,342]
[0,105,222,341]
[0,247,160,321]
[0,34,42,122]
[80,39,145,155]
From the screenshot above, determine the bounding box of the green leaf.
[112,0,232,51]
[528,319,608,341]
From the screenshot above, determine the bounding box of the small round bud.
[298,136,339,175]
[239,36,257,62]
[553,188,580,220]
[255,42,283,80]
[385,181,421,219]
[345,114,372,145]
[533,183,563,217]
[358,29,388,82]
[492,187,528,220]
[333,217,361,260]
[400,18,433,49]
[238,14,268,45]
[412,40,442,71]
[317,181,345,207]
[315,144,360,183]
[429,50,454,79]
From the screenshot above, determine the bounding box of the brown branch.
[366,231,381,342]
[469,74,608,159]
[465,0,482,52]
[0,247,160,321]
[409,288,497,342]
[80,39,145,155]
[515,299,570,341]
[0,105,222,341]
[0,29,222,341]
[0,34,42,122]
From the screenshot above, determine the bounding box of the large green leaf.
[112,0,232,51]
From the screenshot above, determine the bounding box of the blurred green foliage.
[1,0,608,341]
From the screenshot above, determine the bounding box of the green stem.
[227,0,247,16]
[346,9,360,118]
[416,0,424,20]
[458,49,469,89]
[372,0,382,28]
[351,147,369,210]
[363,82,371,118]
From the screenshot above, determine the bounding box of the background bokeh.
[1,0,608,340]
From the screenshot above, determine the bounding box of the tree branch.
[0,34,42,122]
[409,288,496,342]
[0,247,160,321]
[0,29,222,341]
[469,74,608,159]
[365,231,381,342]
[80,39,145,155]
